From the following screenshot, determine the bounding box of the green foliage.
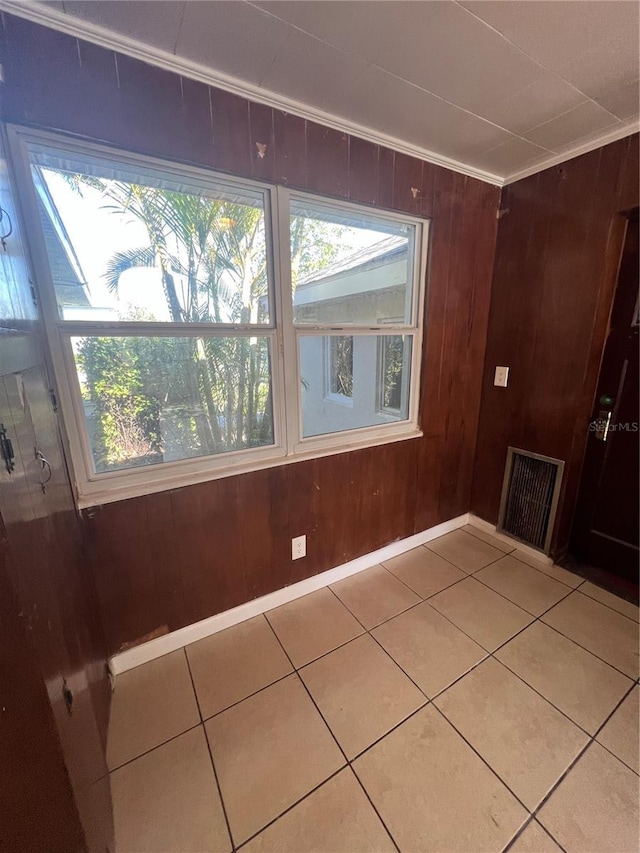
[76,336,162,470]
[68,172,343,470]
[290,214,346,288]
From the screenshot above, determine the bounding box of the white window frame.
[7,126,428,507]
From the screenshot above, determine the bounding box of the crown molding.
[0,0,504,186]
[1,0,638,190]
[502,118,640,186]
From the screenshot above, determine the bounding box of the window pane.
[300,335,412,438]
[70,335,274,473]
[329,336,353,398]
[290,199,416,325]
[378,335,404,413]
[28,145,270,323]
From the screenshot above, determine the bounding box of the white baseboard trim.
[467,514,554,565]
[109,512,469,676]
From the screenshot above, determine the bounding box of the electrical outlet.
[494,366,509,387]
[292,535,306,560]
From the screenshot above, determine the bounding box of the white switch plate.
[494,366,509,387]
[292,535,306,560]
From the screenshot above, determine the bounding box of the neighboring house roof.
[297,235,407,287]
[32,167,90,307]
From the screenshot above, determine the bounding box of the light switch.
[494,366,509,387]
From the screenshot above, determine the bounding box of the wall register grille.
[497,447,564,554]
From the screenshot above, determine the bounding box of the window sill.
[75,427,423,509]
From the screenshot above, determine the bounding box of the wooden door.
[571,213,639,581]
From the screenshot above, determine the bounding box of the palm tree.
[59,169,344,467]
[65,174,270,460]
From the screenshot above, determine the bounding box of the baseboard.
[467,514,554,565]
[109,512,470,676]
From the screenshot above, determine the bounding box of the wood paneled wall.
[1,14,499,655]
[0,78,112,853]
[0,521,86,853]
[472,134,639,556]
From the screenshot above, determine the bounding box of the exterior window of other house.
[326,335,354,402]
[378,334,405,414]
[10,128,428,505]
[293,198,420,441]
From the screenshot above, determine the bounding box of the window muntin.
[70,335,274,473]
[14,130,426,503]
[290,198,415,326]
[300,335,412,438]
[29,145,271,325]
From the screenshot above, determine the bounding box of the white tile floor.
[107,527,640,852]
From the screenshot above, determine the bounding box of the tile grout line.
[532,611,638,681]
[500,813,538,853]
[111,562,635,796]
[474,580,638,736]
[266,598,459,849]
[501,670,640,847]
[431,677,636,849]
[462,561,637,682]
[263,567,542,841]
[262,615,351,765]
[376,559,445,599]
[182,647,237,852]
[309,549,637,848]
[530,740,606,829]
[450,527,590,592]
[429,700,535,815]
[348,765,402,853]
[259,613,404,853]
[266,540,634,750]
[104,719,203,776]
[199,667,295,723]
[502,814,569,853]
[234,766,347,851]
[266,586,441,768]
[532,675,640,822]
[108,531,637,851]
[573,586,640,625]
[586,679,640,763]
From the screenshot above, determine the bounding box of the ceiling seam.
[248,0,550,140]
[172,1,187,57]
[453,0,634,122]
[249,0,625,155]
[1,0,637,186]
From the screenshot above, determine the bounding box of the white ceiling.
[12,1,640,184]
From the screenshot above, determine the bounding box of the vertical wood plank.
[210,87,251,175]
[377,146,395,210]
[392,153,423,214]
[274,111,307,189]
[306,122,349,198]
[249,101,276,181]
[348,136,379,206]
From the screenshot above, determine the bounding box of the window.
[11,128,427,505]
[325,336,353,404]
[292,198,418,440]
[377,333,407,415]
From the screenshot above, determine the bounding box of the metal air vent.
[497,448,564,554]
